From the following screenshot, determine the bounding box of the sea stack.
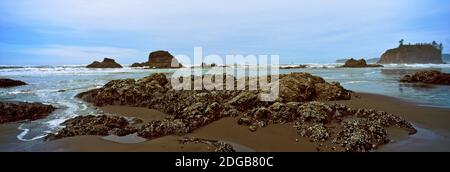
[378,42,444,64]
[148,51,182,68]
[341,58,383,68]
[86,58,123,68]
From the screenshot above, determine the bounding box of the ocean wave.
[382,63,450,68]
[344,81,370,84]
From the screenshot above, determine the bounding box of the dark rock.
[148,50,182,68]
[137,119,189,139]
[280,65,308,69]
[0,102,55,123]
[86,58,122,68]
[179,137,236,152]
[238,101,416,152]
[400,70,450,85]
[333,119,389,152]
[0,78,27,88]
[71,72,415,152]
[296,123,329,142]
[379,44,443,64]
[341,58,383,68]
[278,73,351,102]
[131,62,149,67]
[44,115,137,140]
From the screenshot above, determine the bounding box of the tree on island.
[439,43,443,51]
[432,41,438,48]
[399,39,404,47]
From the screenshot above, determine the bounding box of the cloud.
[21,45,142,59]
[0,43,144,64]
[0,0,449,64]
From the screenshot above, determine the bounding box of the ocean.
[1,63,450,141]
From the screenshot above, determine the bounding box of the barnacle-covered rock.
[333,119,389,152]
[137,119,190,139]
[179,137,236,152]
[0,102,55,123]
[44,115,136,140]
[295,123,329,142]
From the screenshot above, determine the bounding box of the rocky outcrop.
[337,58,380,64]
[378,45,443,64]
[64,72,415,151]
[131,62,149,67]
[341,58,383,68]
[400,70,450,85]
[278,73,351,102]
[0,78,27,88]
[280,65,308,69]
[148,51,182,68]
[239,101,416,152]
[0,102,55,123]
[86,58,123,68]
[45,115,139,140]
[179,137,236,152]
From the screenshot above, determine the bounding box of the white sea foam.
[17,124,47,141]
[345,81,370,84]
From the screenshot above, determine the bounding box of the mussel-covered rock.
[0,102,55,123]
[179,137,236,152]
[400,70,450,85]
[44,115,137,140]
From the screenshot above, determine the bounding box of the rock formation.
[179,137,236,152]
[238,101,416,152]
[148,51,182,68]
[378,45,443,64]
[130,62,149,67]
[46,72,416,151]
[280,65,308,69]
[341,58,383,68]
[45,115,138,140]
[86,58,123,68]
[400,70,450,85]
[0,78,27,88]
[0,102,55,123]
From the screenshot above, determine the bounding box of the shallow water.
[1,64,449,141]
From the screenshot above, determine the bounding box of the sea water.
[1,64,449,141]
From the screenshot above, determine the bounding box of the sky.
[0,0,449,65]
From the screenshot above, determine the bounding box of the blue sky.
[0,0,449,65]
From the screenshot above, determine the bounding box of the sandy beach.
[1,92,448,152]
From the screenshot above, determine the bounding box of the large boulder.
[400,70,450,85]
[148,51,182,68]
[341,58,383,68]
[378,45,443,64]
[86,58,123,68]
[278,73,351,102]
[0,78,27,88]
[0,102,55,123]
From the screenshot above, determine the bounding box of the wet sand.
[1,92,449,152]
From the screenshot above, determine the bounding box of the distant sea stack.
[341,58,383,68]
[86,58,123,68]
[148,51,182,68]
[378,40,444,64]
